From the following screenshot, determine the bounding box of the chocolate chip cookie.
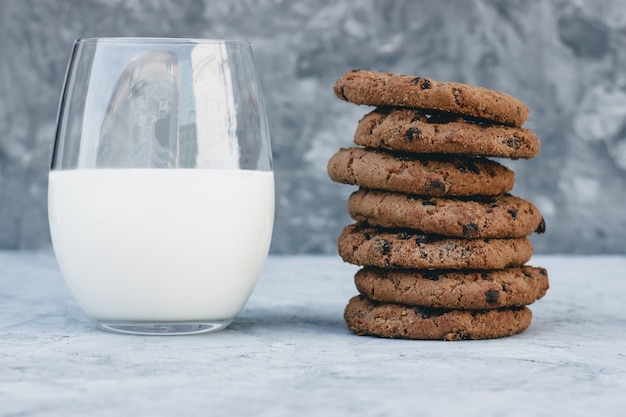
[354,108,540,159]
[348,188,546,238]
[327,147,515,197]
[337,224,533,270]
[344,295,532,340]
[334,70,529,127]
[354,266,549,310]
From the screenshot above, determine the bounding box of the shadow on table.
[229,305,350,336]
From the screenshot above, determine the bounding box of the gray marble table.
[1,251,625,417]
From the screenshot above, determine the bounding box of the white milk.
[48,168,274,321]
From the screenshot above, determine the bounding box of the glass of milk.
[49,38,274,335]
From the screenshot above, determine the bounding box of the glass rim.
[75,37,252,46]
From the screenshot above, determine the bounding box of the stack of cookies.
[327,70,548,341]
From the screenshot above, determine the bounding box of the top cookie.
[354,108,540,159]
[334,70,529,127]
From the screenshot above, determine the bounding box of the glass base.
[94,319,233,335]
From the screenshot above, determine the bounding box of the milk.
[48,168,274,322]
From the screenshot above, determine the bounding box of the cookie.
[334,70,529,127]
[354,108,540,159]
[344,295,532,340]
[354,266,549,310]
[327,147,515,197]
[348,189,546,238]
[337,224,533,270]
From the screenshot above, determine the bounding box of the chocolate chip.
[455,161,480,174]
[535,217,546,234]
[428,180,446,194]
[421,200,436,206]
[505,137,522,149]
[406,127,421,141]
[462,223,480,238]
[364,233,371,241]
[508,208,518,219]
[485,290,500,304]
[523,270,534,279]
[411,77,431,89]
[539,268,547,276]
[373,239,391,255]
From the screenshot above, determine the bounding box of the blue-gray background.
[1,0,624,254]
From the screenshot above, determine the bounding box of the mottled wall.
[1,0,625,254]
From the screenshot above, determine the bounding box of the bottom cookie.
[344,295,532,341]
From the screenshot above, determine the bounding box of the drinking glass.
[49,38,274,335]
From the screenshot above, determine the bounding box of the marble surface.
[1,252,626,417]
